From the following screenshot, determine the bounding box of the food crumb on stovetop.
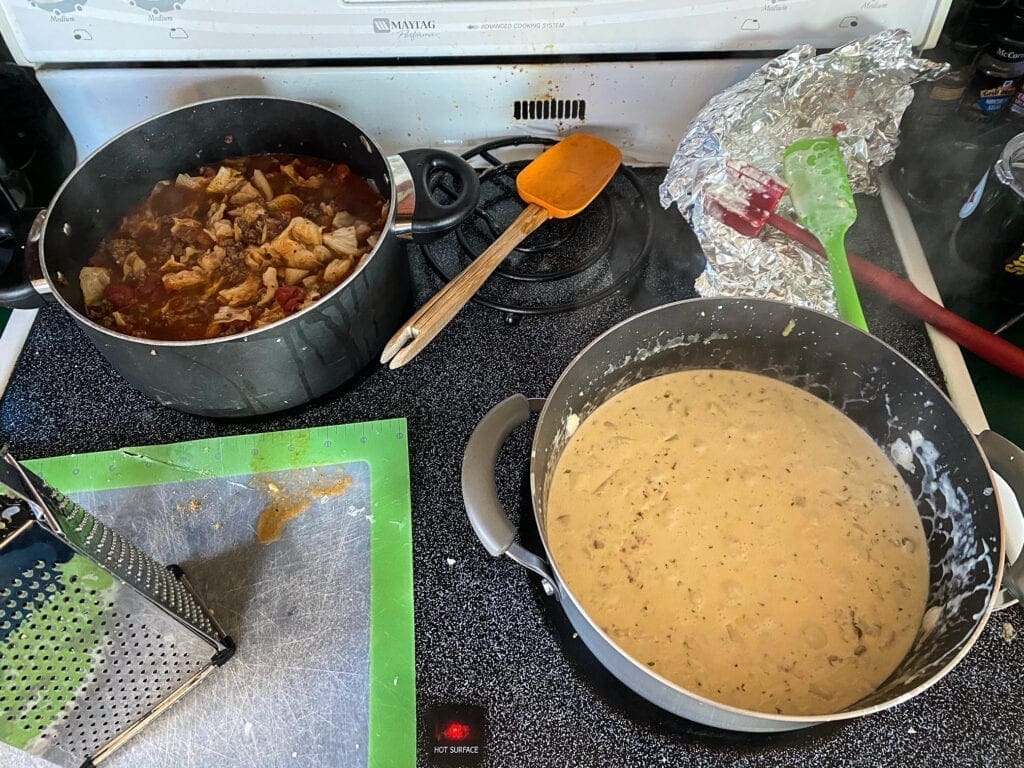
[446,557,456,566]
[1003,622,1017,644]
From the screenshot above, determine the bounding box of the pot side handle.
[0,207,49,309]
[462,394,560,598]
[391,148,480,244]
[978,429,1024,605]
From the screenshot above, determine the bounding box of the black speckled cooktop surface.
[2,169,1022,767]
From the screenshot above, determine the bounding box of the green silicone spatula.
[782,137,869,331]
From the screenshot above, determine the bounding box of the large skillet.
[463,297,1024,732]
[0,97,480,417]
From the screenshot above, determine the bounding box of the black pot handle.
[0,207,48,310]
[389,148,480,244]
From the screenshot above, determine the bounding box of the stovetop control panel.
[0,0,947,66]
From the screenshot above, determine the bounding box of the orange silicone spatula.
[381,133,622,369]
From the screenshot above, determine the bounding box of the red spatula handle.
[767,212,1024,379]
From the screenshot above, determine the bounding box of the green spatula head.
[783,137,858,241]
[782,137,868,331]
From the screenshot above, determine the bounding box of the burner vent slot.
[513,99,586,121]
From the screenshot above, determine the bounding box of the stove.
[2,141,1022,766]
[2,0,1022,763]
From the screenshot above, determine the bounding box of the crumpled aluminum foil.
[659,29,946,313]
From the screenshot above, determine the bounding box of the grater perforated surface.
[40,599,211,758]
[45,483,217,638]
[1,520,217,768]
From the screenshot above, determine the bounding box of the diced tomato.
[103,282,136,310]
[276,285,307,314]
[831,122,847,136]
[333,163,351,182]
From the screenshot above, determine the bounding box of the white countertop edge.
[0,308,38,400]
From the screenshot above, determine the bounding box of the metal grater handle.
[1,446,64,533]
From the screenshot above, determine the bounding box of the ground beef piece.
[265,214,290,241]
[157,237,177,258]
[233,203,267,245]
[221,246,250,284]
[239,224,263,246]
[156,235,188,259]
[103,238,137,265]
[301,202,320,221]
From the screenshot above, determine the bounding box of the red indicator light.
[441,721,472,742]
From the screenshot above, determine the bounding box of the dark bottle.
[950,133,1024,291]
[895,23,1010,214]
[951,0,1011,36]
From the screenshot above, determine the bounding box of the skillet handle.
[977,430,1024,605]
[462,394,560,598]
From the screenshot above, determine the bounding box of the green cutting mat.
[22,419,415,768]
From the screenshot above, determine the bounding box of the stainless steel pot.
[463,297,1024,732]
[0,97,480,416]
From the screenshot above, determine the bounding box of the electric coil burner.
[419,137,655,320]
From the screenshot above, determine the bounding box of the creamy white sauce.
[547,369,929,716]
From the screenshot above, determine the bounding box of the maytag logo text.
[373,18,436,33]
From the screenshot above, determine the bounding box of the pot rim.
[528,295,1005,725]
[39,95,396,348]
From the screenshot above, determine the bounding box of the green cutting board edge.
[24,419,415,768]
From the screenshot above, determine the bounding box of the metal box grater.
[0,448,234,768]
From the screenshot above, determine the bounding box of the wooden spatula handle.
[381,203,551,369]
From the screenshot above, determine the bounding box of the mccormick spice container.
[961,9,1024,119]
